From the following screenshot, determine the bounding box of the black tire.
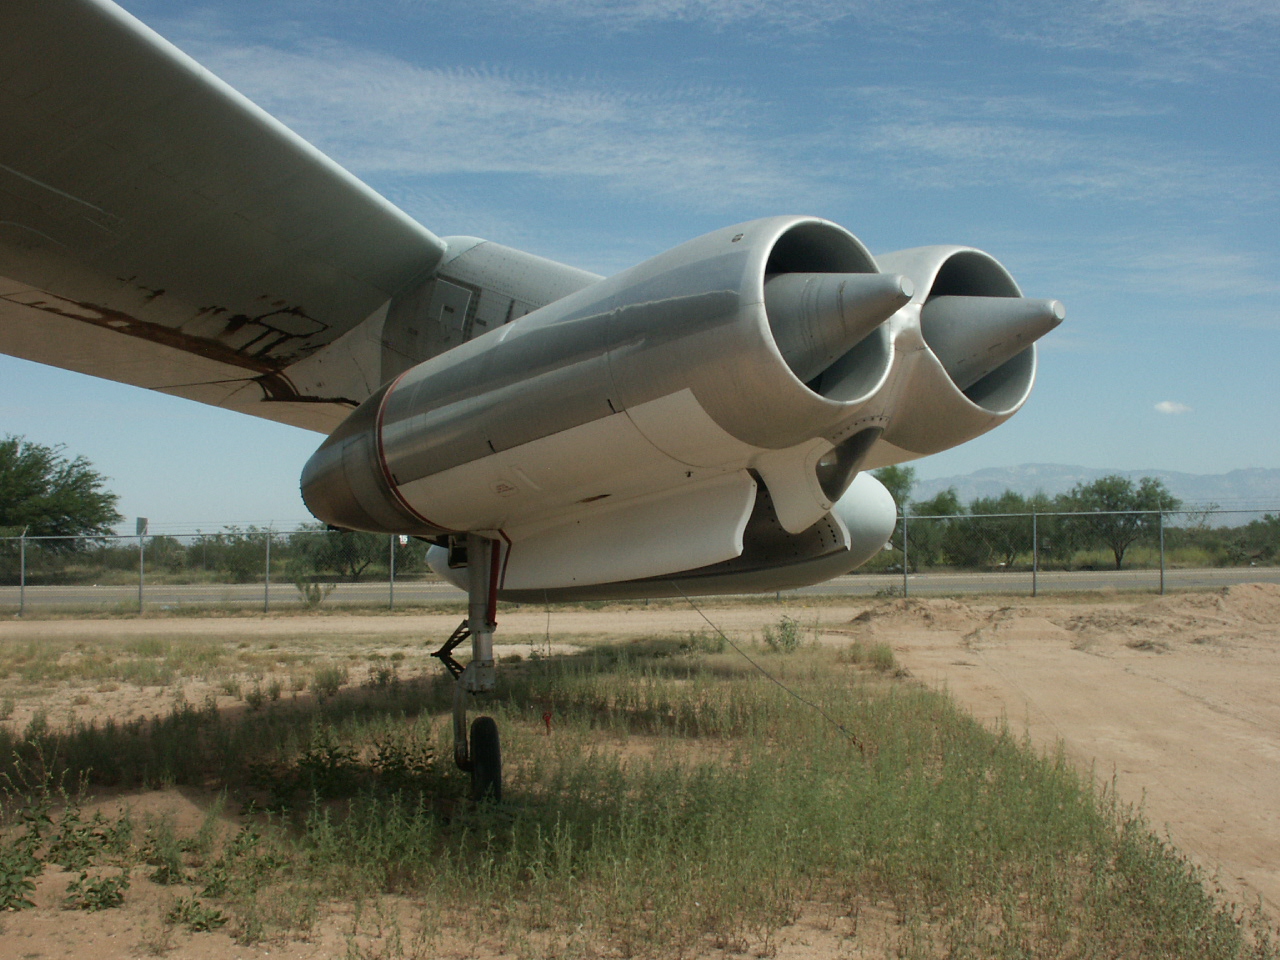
[469,716,502,803]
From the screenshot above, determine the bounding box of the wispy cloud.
[393,0,913,30]
[1155,400,1192,414]
[1124,244,1280,298]
[185,33,1270,224]
[843,85,1273,207]
[994,0,1280,63]
[189,39,815,211]
[429,0,1280,69]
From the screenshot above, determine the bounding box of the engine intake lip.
[758,220,895,406]
[763,220,877,279]
[899,247,1037,417]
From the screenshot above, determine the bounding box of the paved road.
[2,566,1277,612]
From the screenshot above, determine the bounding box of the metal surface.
[920,296,1065,391]
[0,0,446,430]
[303,219,1061,552]
[463,534,496,693]
[764,272,912,382]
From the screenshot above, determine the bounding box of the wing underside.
[0,0,447,432]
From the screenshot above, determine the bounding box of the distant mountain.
[910,464,1280,511]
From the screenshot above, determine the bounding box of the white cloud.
[445,0,1280,71]
[186,39,818,212]
[842,85,1273,207]
[1155,400,1192,414]
[184,34,1272,224]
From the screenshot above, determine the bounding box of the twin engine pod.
[301,215,1062,597]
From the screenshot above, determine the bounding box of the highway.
[2,566,1277,612]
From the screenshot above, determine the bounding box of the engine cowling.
[865,246,1064,466]
[427,470,898,602]
[301,216,1060,596]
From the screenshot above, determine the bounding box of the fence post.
[388,534,396,610]
[264,531,272,613]
[1031,510,1038,598]
[135,518,148,613]
[901,513,909,598]
[1158,510,1166,596]
[18,529,26,617]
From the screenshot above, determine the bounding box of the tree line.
[871,466,1277,571]
[0,524,434,587]
[2,435,1274,582]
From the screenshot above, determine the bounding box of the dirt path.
[839,584,1280,915]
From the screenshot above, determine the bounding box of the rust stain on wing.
[6,291,283,373]
[4,289,359,408]
[255,371,358,406]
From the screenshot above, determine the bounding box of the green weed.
[762,615,803,652]
[167,894,229,931]
[143,816,187,885]
[62,868,129,910]
[296,580,336,608]
[313,665,348,700]
[0,841,41,910]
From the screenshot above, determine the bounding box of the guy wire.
[670,582,864,754]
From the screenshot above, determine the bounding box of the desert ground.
[1,583,1278,957]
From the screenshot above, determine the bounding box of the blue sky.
[3,0,1278,531]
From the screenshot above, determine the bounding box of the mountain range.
[910,465,1280,511]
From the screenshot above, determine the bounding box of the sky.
[3,0,1278,532]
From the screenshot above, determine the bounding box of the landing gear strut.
[432,533,503,802]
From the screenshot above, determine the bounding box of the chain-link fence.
[0,510,1277,613]
[0,526,456,614]
[860,508,1280,598]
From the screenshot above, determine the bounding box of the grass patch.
[0,642,1274,958]
[0,636,229,687]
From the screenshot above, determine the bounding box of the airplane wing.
[2,0,1064,604]
[0,0,447,432]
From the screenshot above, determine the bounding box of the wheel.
[469,716,502,802]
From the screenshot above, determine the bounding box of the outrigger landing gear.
[432,534,503,802]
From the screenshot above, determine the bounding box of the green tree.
[873,465,916,566]
[963,491,1036,568]
[190,527,270,583]
[0,435,122,544]
[908,488,963,569]
[288,524,387,582]
[1061,475,1181,570]
[873,465,916,512]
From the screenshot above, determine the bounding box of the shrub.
[762,616,803,652]
[312,665,347,700]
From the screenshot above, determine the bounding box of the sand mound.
[1139,582,1280,627]
[1222,582,1280,623]
[846,597,980,634]
[965,613,1075,648]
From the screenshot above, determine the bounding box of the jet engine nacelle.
[302,216,1060,596]
[865,246,1064,465]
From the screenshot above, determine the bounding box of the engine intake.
[764,272,912,384]
[921,295,1064,391]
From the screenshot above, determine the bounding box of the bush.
[762,616,803,652]
[312,666,348,700]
